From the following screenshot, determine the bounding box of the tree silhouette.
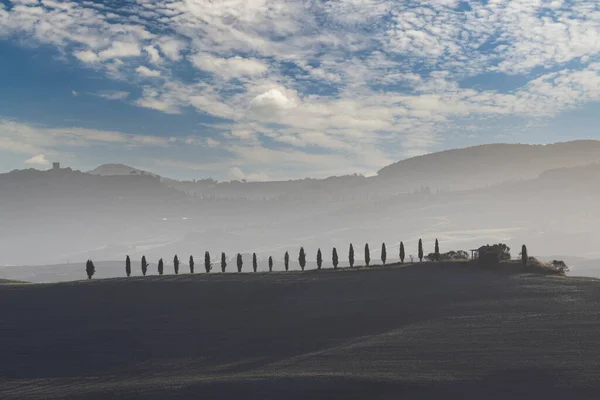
[204,251,211,273]
[284,251,289,271]
[125,255,131,277]
[522,245,528,266]
[299,247,306,271]
[85,259,95,279]
[173,255,179,275]
[253,253,258,272]
[365,243,371,267]
[221,252,227,273]
[268,256,273,272]
[141,256,148,276]
[158,258,164,275]
[237,253,243,272]
[349,244,355,268]
[400,242,405,263]
[316,248,322,270]
[381,243,387,266]
[332,247,339,270]
[418,239,424,262]
[189,255,195,273]
[434,239,440,261]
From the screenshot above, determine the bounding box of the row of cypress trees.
[115,239,440,277]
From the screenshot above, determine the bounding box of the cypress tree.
[189,255,195,274]
[349,244,355,268]
[400,242,405,263]
[317,248,322,270]
[204,251,211,273]
[237,253,243,272]
[221,252,227,273]
[381,243,387,266]
[418,239,423,262]
[268,256,273,272]
[173,255,179,275]
[125,255,131,277]
[332,247,339,270]
[85,259,95,279]
[434,239,440,261]
[158,258,164,275]
[522,245,528,266]
[299,247,306,271]
[141,256,148,276]
[253,253,258,272]
[365,243,371,267]
[284,251,289,271]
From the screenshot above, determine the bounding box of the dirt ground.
[1,262,600,399]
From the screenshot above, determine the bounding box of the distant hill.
[88,163,159,177]
[377,141,600,191]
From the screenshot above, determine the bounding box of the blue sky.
[0,0,599,181]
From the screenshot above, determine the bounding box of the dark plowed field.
[1,263,600,399]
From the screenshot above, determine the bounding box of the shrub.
[426,250,469,261]
[284,251,289,271]
[316,249,322,270]
[332,247,339,270]
[125,255,131,277]
[85,259,95,279]
[158,258,164,275]
[173,255,179,275]
[551,259,569,274]
[299,247,306,271]
[399,242,405,263]
[221,252,227,273]
[189,255,195,274]
[141,256,149,276]
[205,251,211,273]
[237,253,243,272]
[478,244,511,265]
[521,245,528,266]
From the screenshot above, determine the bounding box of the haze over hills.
[2,140,600,279]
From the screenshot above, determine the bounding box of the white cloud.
[97,41,141,60]
[24,154,51,166]
[228,166,246,181]
[250,88,298,111]
[96,91,130,100]
[73,50,98,63]
[136,65,161,77]
[144,45,162,64]
[189,53,268,78]
[0,119,172,158]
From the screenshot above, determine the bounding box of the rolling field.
[1,262,600,399]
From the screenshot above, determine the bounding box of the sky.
[0,0,599,181]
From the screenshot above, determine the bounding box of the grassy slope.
[1,262,600,399]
